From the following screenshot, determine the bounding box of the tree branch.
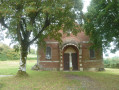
[28,13,50,45]
[20,17,32,42]
[0,17,8,28]
[20,20,26,38]
[16,23,23,44]
[21,18,27,28]
[28,26,45,45]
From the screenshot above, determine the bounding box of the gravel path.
[65,74,105,90]
[0,75,13,78]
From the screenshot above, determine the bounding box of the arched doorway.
[63,45,78,70]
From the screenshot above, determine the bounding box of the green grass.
[0,60,119,90]
[0,60,36,75]
[66,69,119,90]
[0,60,80,90]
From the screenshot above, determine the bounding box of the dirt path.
[0,75,13,78]
[65,74,105,90]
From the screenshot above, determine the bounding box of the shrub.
[116,63,119,68]
[104,57,119,68]
[29,49,36,54]
[0,43,19,60]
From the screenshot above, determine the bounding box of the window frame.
[89,48,96,59]
[45,46,52,60]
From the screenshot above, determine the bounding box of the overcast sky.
[82,0,91,13]
[0,0,119,58]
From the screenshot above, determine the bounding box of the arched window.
[90,49,95,58]
[46,46,51,59]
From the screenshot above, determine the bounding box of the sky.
[82,0,91,13]
[0,0,119,58]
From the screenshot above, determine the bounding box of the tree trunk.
[16,43,29,77]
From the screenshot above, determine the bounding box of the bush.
[0,43,19,60]
[29,49,36,54]
[116,63,119,68]
[104,57,119,68]
[0,54,8,61]
[6,50,19,60]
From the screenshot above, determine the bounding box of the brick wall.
[39,62,60,70]
[38,43,60,61]
[38,31,104,71]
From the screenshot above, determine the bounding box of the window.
[46,46,51,59]
[90,49,95,58]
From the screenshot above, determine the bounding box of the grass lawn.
[0,60,119,90]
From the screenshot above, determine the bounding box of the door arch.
[63,45,78,70]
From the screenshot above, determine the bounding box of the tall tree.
[0,0,83,76]
[84,0,119,52]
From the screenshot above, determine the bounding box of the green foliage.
[29,49,36,54]
[0,43,19,60]
[104,57,119,68]
[0,0,83,44]
[84,0,119,51]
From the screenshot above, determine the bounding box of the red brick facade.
[37,31,104,71]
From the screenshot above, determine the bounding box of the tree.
[0,43,19,60]
[0,0,83,76]
[84,0,119,52]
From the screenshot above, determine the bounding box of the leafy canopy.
[0,0,83,46]
[84,0,119,52]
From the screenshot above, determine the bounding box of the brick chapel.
[35,31,104,71]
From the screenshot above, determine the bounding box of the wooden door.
[72,53,78,70]
[64,53,69,70]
